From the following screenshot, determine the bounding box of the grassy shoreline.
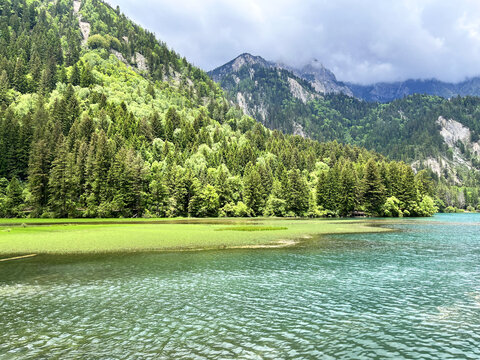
[0,218,394,256]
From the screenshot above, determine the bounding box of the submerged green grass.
[0,218,393,255]
[215,226,288,232]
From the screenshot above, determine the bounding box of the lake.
[1,214,479,359]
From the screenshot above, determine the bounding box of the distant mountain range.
[348,78,480,103]
[209,53,480,103]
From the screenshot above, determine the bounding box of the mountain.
[0,0,440,219]
[209,53,274,82]
[349,77,480,103]
[208,53,321,135]
[212,54,480,104]
[209,53,480,204]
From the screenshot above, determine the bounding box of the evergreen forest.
[0,0,442,218]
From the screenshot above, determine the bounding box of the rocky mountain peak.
[209,53,273,82]
[289,60,352,96]
[300,59,338,82]
[232,53,272,70]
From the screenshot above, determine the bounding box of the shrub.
[263,196,287,217]
[233,202,251,217]
[87,34,109,49]
[383,196,403,217]
[417,196,438,217]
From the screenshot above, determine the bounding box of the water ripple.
[1,214,480,359]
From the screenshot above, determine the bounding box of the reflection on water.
[1,214,480,359]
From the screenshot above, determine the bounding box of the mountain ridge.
[348,77,480,102]
[210,53,480,103]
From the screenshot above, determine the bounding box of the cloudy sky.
[106,0,480,84]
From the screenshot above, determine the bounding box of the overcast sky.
[106,0,480,84]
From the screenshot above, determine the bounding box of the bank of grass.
[0,218,393,255]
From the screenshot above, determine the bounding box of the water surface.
[1,214,479,359]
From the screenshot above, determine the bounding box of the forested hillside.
[0,0,438,218]
[211,55,480,162]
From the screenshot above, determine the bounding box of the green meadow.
[0,218,393,256]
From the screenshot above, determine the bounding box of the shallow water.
[1,214,479,359]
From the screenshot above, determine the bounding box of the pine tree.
[62,84,80,135]
[215,164,232,208]
[66,31,80,66]
[164,107,180,141]
[286,169,310,216]
[17,114,33,180]
[243,162,263,215]
[362,159,386,216]
[5,177,23,217]
[80,61,94,87]
[151,111,164,139]
[257,162,273,203]
[263,179,287,217]
[13,56,27,93]
[172,168,196,217]
[28,140,50,215]
[146,82,155,99]
[70,63,80,86]
[325,164,341,210]
[88,131,111,211]
[316,170,329,209]
[38,68,50,95]
[31,98,50,141]
[0,70,10,107]
[124,149,146,216]
[148,163,168,216]
[28,50,42,92]
[46,57,58,91]
[338,162,358,217]
[398,165,417,215]
[48,140,70,217]
[0,109,20,179]
[415,170,434,197]
[387,162,402,198]
[58,65,68,84]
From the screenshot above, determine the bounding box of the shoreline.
[0,218,397,257]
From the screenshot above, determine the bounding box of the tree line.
[0,96,437,218]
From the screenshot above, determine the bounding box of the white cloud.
[107,0,480,84]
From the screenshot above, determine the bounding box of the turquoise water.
[1,214,479,359]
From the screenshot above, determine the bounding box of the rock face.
[438,117,471,148]
[292,121,308,138]
[282,59,353,96]
[412,116,480,182]
[287,77,315,104]
[134,52,149,72]
[437,116,480,159]
[111,49,128,64]
[73,0,90,46]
